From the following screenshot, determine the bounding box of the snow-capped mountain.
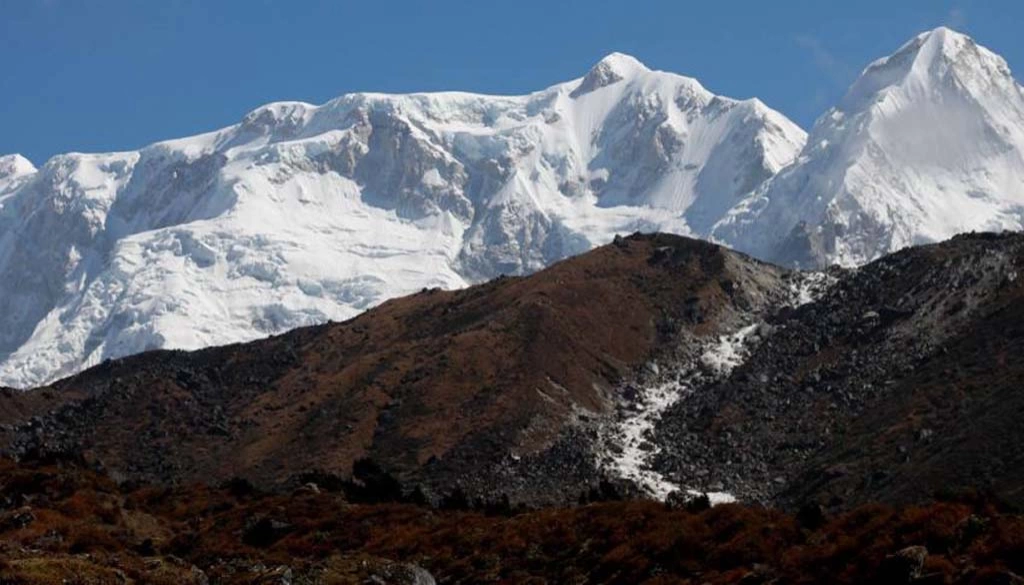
[0,155,36,195]
[0,53,805,388]
[5,27,1021,388]
[715,27,1024,267]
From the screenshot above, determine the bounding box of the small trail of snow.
[602,324,763,504]
[607,380,687,500]
[601,270,839,502]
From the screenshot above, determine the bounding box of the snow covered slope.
[0,155,36,195]
[0,53,805,388]
[715,27,1024,267]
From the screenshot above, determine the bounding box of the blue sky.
[2,0,1020,164]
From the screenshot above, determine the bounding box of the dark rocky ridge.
[653,232,1024,509]
[0,233,789,506]
[1,231,1023,512]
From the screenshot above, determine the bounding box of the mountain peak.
[0,153,35,173]
[841,26,1014,110]
[0,154,36,185]
[916,25,967,48]
[572,52,649,97]
[718,27,1024,269]
[593,52,648,74]
[910,26,978,68]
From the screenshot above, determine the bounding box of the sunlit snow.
[0,54,805,388]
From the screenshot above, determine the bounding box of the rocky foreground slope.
[653,231,1024,509]
[0,234,792,505]
[2,232,1023,513]
[1,457,1022,585]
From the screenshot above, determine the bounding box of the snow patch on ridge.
[701,323,762,374]
[599,265,842,503]
[601,324,772,504]
[787,270,841,307]
[604,374,736,505]
[607,380,686,500]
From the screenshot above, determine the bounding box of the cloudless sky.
[2,0,1021,164]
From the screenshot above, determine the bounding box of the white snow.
[700,323,761,374]
[715,27,1024,268]
[603,321,775,504]
[787,270,840,307]
[0,54,805,389]
[701,491,738,505]
[604,366,743,504]
[607,380,687,500]
[0,154,36,196]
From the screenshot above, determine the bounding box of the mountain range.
[1,26,1022,391]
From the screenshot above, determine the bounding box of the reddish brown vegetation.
[0,234,786,504]
[1,458,1023,584]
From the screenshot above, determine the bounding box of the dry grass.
[1,458,1023,584]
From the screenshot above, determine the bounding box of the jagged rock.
[1,506,35,530]
[242,517,294,548]
[738,563,778,585]
[880,545,928,582]
[365,562,437,585]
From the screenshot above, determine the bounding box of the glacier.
[0,53,805,388]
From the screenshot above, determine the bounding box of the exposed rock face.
[652,232,1024,509]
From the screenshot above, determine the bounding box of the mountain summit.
[572,52,650,96]
[843,26,1015,106]
[715,27,1024,267]
[0,56,804,388]
[0,154,36,193]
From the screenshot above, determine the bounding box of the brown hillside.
[0,234,787,504]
